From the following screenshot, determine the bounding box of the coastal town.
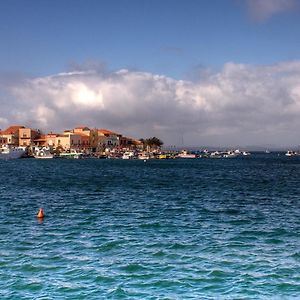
[0,124,297,159]
[0,125,163,159]
[0,124,253,160]
[0,125,173,159]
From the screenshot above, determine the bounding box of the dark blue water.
[0,154,299,299]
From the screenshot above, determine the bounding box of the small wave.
[94,275,115,283]
[221,209,240,215]
[96,241,123,252]
[264,238,284,244]
[169,242,194,250]
[139,222,162,229]
[151,279,182,288]
[107,286,130,298]
[153,250,166,257]
[228,219,252,226]
[120,263,148,273]
[291,252,300,260]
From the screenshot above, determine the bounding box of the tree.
[143,137,163,150]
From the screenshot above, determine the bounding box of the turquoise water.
[0,154,299,299]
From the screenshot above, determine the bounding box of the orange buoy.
[37,208,44,218]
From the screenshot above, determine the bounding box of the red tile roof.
[1,125,25,135]
[98,129,118,135]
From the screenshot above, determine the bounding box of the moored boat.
[177,150,197,159]
[138,152,150,160]
[60,149,83,159]
[285,150,298,157]
[34,147,53,159]
[122,151,136,159]
[0,145,26,159]
[242,151,251,156]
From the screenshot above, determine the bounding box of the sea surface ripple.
[0,154,299,299]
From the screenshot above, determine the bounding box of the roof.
[1,125,25,135]
[122,136,143,145]
[97,128,119,135]
[74,126,90,130]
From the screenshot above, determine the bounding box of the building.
[55,131,85,150]
[44,133,59,148]
[120,136,143,149]
[72,126,90,149]
[0,137,8,146]
[0,125,25,145]
[97,129,121,148]
[19,127,39,146]
[73,126,91,136]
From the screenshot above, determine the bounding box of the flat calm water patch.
[0,155,299,299]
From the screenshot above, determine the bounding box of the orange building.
[19,127,39,146]
[0,125,25,145]
[73,126,91,136]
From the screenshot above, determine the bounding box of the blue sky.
[1,0,300,147]
[0,0,299,78]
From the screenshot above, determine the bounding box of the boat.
[34,147,53,159]
[122,151,136,159]
[177,150,197,159]
[285,150,298,157]
[242,151,251,156]
[60,149,83,159]
[0,145,26,159]
[210,151,222,159]
[138,152,150,160]
[222,151,238,158]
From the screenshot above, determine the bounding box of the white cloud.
[2,61,300,147]
[246,0,297,21]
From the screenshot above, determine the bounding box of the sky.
[1,0,300,148]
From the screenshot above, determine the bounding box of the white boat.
[222,151,238,158]
[210,151,222,158]
[242,151,251,156]
[122,151,135,159]
[34,147,53,159]
[0,145,26,159]
[285,150,298,157]
[138,152,150,160]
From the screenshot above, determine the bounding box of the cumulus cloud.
[1,61,300,147]
[246,0,298,21]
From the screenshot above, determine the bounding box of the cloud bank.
[246,0,297,21]
[1,61,300,147]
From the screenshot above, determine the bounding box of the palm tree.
[143,137,163,151]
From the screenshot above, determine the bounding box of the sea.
[0,153,299,299]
